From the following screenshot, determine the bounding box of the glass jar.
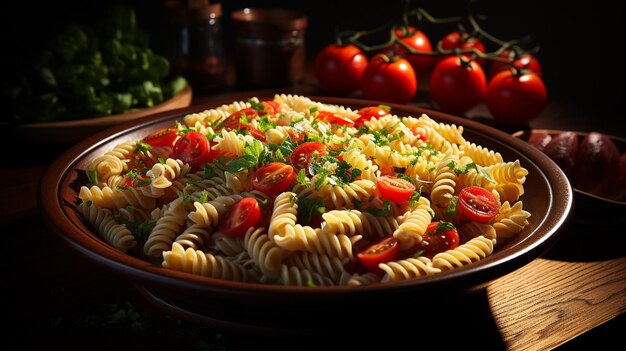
[164,0,226,94]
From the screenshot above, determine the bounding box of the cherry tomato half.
[219,198,261,237]
[438,31,486,65]
[486,70,547,126]
[289,141,327,173]
[223,108,259,130]
[376,175,416,203]
[314,43,368,96]
[430,56,487,115]
[384,26,434,76]
[317,111,355,126]
[357,237,400,274]
[143,128,179,147]
[361,54,417,104]
[259,101,281,116]
[223,108,265,141]
[171,131,211,168]
[354,105,390,128]
[457,186,499,223]
[252,162,296,196]
[419,221,460,258]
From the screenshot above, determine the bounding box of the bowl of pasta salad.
[40,94,572,333]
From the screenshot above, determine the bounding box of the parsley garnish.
[258,115,276,132]
[87,169,98,185]
[366,199,392,216]
[444,194,458,217]
[296,197,326,225]
[134,141,152,156]
[447,161,496,184]
[225,139,265,173]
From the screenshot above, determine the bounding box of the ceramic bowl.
[39,96,573,335]
[512,129,625,223]
[13,85,193,145]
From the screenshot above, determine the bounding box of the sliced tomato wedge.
[252,162,296,195]
[457,186,500,223]
[289,141,327,173]
[219,198,261,237]
[317,111,355,126]
[142,127,179,147]
[376,175,416,203]
[357,237,399,274]
[171,131,210,168]
[419,221,460,258]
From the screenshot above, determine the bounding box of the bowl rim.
[39,95,574,297]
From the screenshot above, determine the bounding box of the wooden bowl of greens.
[3,4,192,145]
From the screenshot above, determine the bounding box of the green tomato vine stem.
[335,0,540,69]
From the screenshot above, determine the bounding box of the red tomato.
[489,50,542,78]
[354,106,390,128]
[260,101,281,116]
[252,162,296,196]
[430,56,487,115]
[419,221,460,258]
[438,31,486,65]
[223,108,259,130]
[314,43,368,96]
[376,175,416,203]
[289,141,327,172]
[384,26,434,76]
[457,186,499,223]
[357,237,399,274]
[142,128,178,147]
[486,70,547,126]
[361,54,417,104]
[219,198,261,237]
[223,108,265,141]
[123,173,150,188]
[317,111,354,126]
[171,131,211,168]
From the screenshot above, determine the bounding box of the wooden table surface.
[1,86,624,350]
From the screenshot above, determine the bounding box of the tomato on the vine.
[219,198,261,237]
[142,128,178,147]
[384,26,434,76]
[489,50,542,78]
[357,237,400,274]
[171,131,211,168]
[457,186,500,224]
[252,162,296,196]
[429,55,487,115]
[376,175,416,203]
[289,141,327,173]
[419,221,460,258]
[486,70,547,126]
[361,54,417,104]
[438,31,486,65]
[314,43,368,96]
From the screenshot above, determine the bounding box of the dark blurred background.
[2,0,624,133]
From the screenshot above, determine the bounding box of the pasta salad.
[78,94,530,286]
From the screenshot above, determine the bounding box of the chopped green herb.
[366,200,392,216]
[297,197,326,226]
[87,169,98,185]
[134,141,152,156]
[296,169,308,185]
[444,194,458,217]
[198,190,209,204]
[258,115,276,132]
[413,249,424,258]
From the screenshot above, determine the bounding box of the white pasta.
[77,94,531,287]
